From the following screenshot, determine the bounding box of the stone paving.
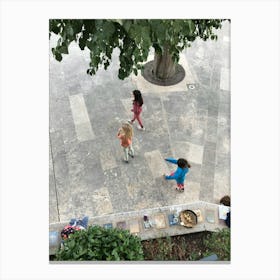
[49,21,230,236]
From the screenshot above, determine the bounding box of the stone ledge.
[49,200,228,255]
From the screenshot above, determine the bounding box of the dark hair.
[133,90,143,106]
[220,195,230,207]
[177,158,191,169]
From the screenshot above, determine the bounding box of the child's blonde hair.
[121,123,133,140]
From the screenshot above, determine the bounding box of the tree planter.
[141,45,185,86]
[142,61,185,86]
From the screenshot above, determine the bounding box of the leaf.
[55,52,62,62]
[58,45,68,54]
[68,239,75,249]
[49,20,60,34]
[65,24,74,37]
[153,43,162,54]
[102,21,115,38]
[123,20,132,33]
[71,20,83,35]
[173,20,183,34]
[150,19,166,42]
[51,47,56,56]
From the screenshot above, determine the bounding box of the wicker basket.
[179,210,198,228]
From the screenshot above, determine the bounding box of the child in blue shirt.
[164,158,191,192]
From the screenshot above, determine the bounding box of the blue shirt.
[165,158,189,184]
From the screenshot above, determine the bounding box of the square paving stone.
[186,163,201,182]
[83,163,105,190]
[75,122,95,142]
[188,142,204,164]
[216,130,230,155]
[49,173,59,223]
[200,162,215,183]
[69,94,91,124]
[196,94,209,110]
[208,104,219,118]
[164,181,200,205]
[50,130,65,157]
[91,187,113,216]
[199,181,214,202]
[144,150,170,179]
[219,102,231,120]
[68,83,82,95]
[208,91,220,108]
[219,89,231,105]
[99,150,118,171]
[220,67,230,91]
[116,221,127,230]
[121,98,133,116]
[191,121,207,146]
[163,96,187,114]
[202,147,216,164]
[206,117,218,143]
[154,214,167,229]
[172,141,190,160]
[53,151,69,181]
[129,219,140,234]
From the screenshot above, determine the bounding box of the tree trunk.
[153,46,176,80]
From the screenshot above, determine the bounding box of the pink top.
[133,101,142,114]
[117,133,132,147]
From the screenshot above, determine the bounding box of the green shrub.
[203,228,230,261]
[55,225,144,261]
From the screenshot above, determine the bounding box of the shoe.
[176,187,184,192]
[128,120,133,124]
[123,159,129,163]
[128,153,134,158]
[137,125,145,131]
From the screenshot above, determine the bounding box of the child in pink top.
[129,90,145,131]
[117,123,134,163]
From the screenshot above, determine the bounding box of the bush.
[55,225,144,261]
[203,228,230,260]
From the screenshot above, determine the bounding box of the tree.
[49,19,226,82]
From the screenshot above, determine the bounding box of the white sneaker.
[137,125,145,131]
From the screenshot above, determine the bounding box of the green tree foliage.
[55,225,144,261]
[49,19,227,80]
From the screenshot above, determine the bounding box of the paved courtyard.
[49,21,230,225]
